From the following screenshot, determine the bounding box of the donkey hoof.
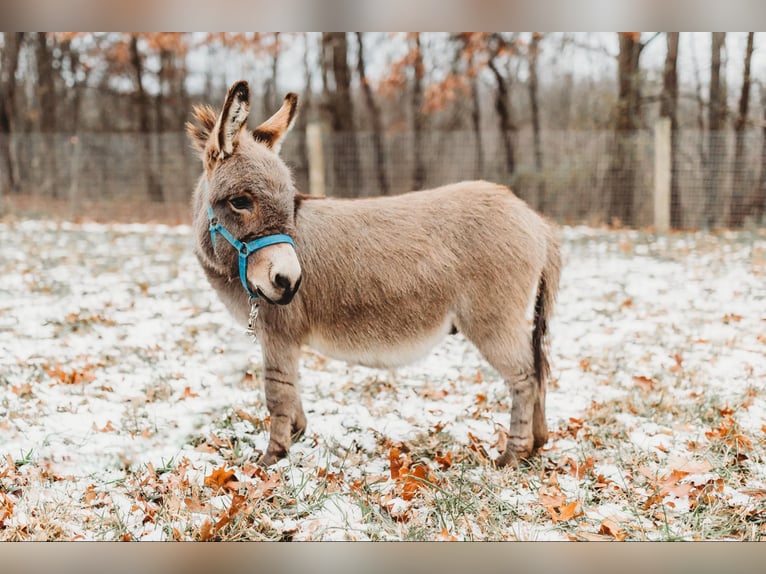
[257,448,286,467]
[291,416,307,442]
[495,442,534,468]
[291,426,306,442]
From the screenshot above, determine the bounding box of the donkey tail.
[532,229,561,388]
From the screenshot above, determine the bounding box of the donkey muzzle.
[247,242,302,305]
[272,273,302,305]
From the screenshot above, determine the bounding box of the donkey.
[186,80,561,468]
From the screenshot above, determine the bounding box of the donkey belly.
[306,314,454,369]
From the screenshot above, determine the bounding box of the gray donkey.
[187,81,561,467]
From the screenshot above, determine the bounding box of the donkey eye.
[228,196,253,211]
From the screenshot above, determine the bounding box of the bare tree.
[35,32,59,197]
[0,32,23,195]
[356,32,389,195]
[410,33,426,190]
[487,34,517,179]
[129,34,163,202]
[705,32,726,227]
[263,33,280,118]
[528,32,545,211]
[755,83,766,222]
[660,32,681,228]
[729,32,754,227]
[321,33,360,197]
[605,32,644,226]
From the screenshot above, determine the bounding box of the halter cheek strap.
[206,204,295,300]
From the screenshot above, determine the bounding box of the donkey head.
[187,81,301,305]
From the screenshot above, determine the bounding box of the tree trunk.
[356,33,389,196]
[660,32,681,228]
[292,32,312,194]
[35,32,59,198]
[605,33,643,227]
[0,32,23,196]
[263,33,280,118]
[410,33,426,190]
[729,32,754,227]
[487,56,516,179]
[468,51,484,180]
[754,84,766,222]
[528,32,545,211]
[321,33,360,197]
[705,32,726,227]
[129,34,163,202]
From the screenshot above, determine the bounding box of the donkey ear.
[185,104,217,158]
[211,80,251,159]
[253,92,298,154]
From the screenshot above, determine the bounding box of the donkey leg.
[495,368,538,467]
[463,322,537,468]
[258,338,306,467]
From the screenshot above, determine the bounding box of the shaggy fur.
[188,81,561,467]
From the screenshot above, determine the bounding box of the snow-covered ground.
[0,220,764,540]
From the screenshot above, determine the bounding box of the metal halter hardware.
[204,185,295,300]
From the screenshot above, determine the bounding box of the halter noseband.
[204,181,295,300]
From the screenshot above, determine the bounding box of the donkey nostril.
[274,273,291,291]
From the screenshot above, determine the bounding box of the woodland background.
[0,32,765,228]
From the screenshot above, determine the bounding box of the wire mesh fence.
[1,128,765,228]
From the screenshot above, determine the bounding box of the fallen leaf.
[234,408,261,426]
[180,386,198,400]
[95,420,115,433]
[204,465,239,492]
[199,519,213,541]
[389,447,403,480]
[435,527,457,541]
[400,464,434,501]
[434,451,452,471]
[632,375,656,392]
[740,488,766,499]
[599,518,627,541]
[548,501,582,524]
[667,456,712,475]
[214,493,246,531]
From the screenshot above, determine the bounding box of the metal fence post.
[654,118,671,233]
[306,123,326,197]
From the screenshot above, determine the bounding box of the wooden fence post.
[654,118,671,233]
[306,123,326,197]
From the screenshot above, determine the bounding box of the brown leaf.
[389,447,403,480]
[548,501,582,524]
[180,386,198,400]
[234,408,261,426]
[599,518,627,541]
[435,451,453,471]
[435,527,457,541]
[538,486,566,509]
[204,465,239,492]
[199,519,213,541]
[668,456,712,475]
[632,375,656,392]
[401,464,432,501]
[214,493,246,531]
[95,420,115,433]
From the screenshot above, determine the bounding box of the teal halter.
[205,188,295,300]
